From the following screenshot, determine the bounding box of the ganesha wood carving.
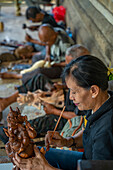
[4,107,37,170]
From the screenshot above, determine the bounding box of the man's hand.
[13,145,53,170]
[25,33,33,42]
[43,103,56,115]
[28,25,39,31]
[45,131,67,148]
[45,54,51,62]
[20,53,33,59]
[45,45,51,62]
[53,83,64,91]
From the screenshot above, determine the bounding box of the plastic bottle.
[66,27,72,38]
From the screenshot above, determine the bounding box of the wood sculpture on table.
[17,89,64,110]
[4,107,37,170]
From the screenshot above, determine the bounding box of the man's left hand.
[13,145,51,170]
[25,33,33,42]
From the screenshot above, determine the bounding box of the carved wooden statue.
[17,89,64,109]
[4,107,37,170]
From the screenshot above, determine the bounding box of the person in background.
[25,6,64,30]
[13,55,113,170]
[14,6,66,60]
[0,24,74,88]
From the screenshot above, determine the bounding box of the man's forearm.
[28,25,40,31]
[30,39,46,46]
[53,62,66,67]
[53,109,76,120]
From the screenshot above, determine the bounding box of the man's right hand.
[28,25,39,31]
[45,131,67,148]
[43,103,56,115]
[25,33,33,42]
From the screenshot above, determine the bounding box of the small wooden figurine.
[4,107,37,170]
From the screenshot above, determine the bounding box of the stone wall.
[62,0,113,66]
[98,0,113,13]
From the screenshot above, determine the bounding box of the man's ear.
[90,85,99,98]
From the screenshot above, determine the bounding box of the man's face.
[29,13,42,23]
[35,13,43,22]
[38,33,55,46]
[38,33,49,45]
[29,17,37,23]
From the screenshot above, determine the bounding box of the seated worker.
[0,24,74,85]
[0,45,90,144]
[15,6,66,60]
[25,6,65,30]
[13,55,113,170]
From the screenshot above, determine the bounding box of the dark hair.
[26,6,41,19]
[62,55,108,91]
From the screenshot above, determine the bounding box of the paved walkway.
[0,6,27,42]
[0,3,58,158]
[0,6,46,156]
[0,6,30,125]
[0,6,46,124]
